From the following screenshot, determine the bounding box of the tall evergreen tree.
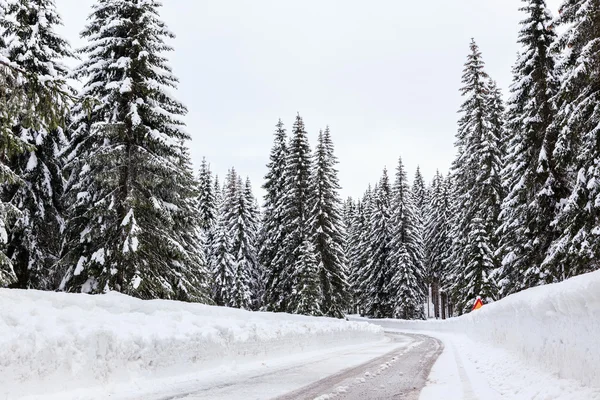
[269,114,314,314]
[60,0,209,301]
[210,193,235,307]
[243,177,263,309]
[1,0,73,289]
[362,169,394,318]
[197,157,217,233]
[342,197,355,233]
[498,0,562,295]
[448,40,501,314]
[349,188,373,315]
[425,171,453,318]
[389,158,425,320]
[308,127,349,318]
[289,239,322,316]
[544,0,600,277]
[260,119,289,311]
[225,173,254,309]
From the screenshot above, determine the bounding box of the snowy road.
[276,333,442,400]
[123,332,438,400]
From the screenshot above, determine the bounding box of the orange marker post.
[472,297,484,311]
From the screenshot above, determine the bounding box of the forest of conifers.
[1,0,599,320]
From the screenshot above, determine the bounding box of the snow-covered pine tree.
[210,183,236,306]
[349,187,373,315]
[362,169,394,318]
[440,175,457,318]
[0,0,74,289]
[389,158,425,320]
[342,197,356,233]
[424,171,453,318]
[543,0,600,277]
[289,239,322,316]
[243,177,263,310]
[260,119,289,311]
[0,1,22,286]
[197,157,217,233]
[448,40,501,314]
[498,0,562,296]
[225,174,254,309]
[60,0,208,301]
[308,127,350,318]
[271,114,314,314]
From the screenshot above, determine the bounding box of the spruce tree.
[289,239,322,316]
[389,158,425,320]
[308,127,350,318]
[0,0,74,289]
[362,169,394,318]
[224,173,253,309]
[243,177,263,309]
[260,119,289,311]
[425,171,453,318]
[544,0,600,277]
[498,0,562,295]
[448,40,501,314]
[210,198,235,307]
[197,157,217,233]
[60,0,208,301]
[270,114,313,314]
[342,197,356,233]
[349,188,373,315]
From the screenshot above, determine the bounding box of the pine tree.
[362,169,394,318]
[308,127,349,318]
[224,173,253,309]
[260,119,289,311]
[389,158,425,320]
[0,0,74,289]
[448,40,501,314]
[270,114,313,314]
[349,188,373,315]
[210,200,235,306]
[498,0,562,295]
[543,0,600,277]
[60,0,208,301]
[0,2,23,286]
[197,157,217,233]
[243,177,263,309]
[289,239,322,316]
[425,172,453,318]
[342,197,356,233]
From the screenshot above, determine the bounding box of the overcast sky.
[54,0,563,199]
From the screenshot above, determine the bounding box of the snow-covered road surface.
[358,320,600,400]
[126,333,425,400]
[276,333,442,400]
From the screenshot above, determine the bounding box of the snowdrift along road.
[0,290,383,399]
[374,270,600,391]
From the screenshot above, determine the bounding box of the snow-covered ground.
[0,289,383,400]
[361,270,600,399]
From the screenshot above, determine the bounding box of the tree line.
[2,0,600,320]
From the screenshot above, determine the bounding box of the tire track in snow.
[451,343,478,400]
[276,333,443,400]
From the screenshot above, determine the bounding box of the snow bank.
[0,290,383,399]
[375,271,600,389]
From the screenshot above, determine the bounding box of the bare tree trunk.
[432,281,440,319]
[440,292,446,320]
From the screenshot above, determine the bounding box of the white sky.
[54,0,563,199]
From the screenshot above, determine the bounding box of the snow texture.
[0,289,383,399]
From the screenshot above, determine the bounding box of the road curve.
[275,333,443,400]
